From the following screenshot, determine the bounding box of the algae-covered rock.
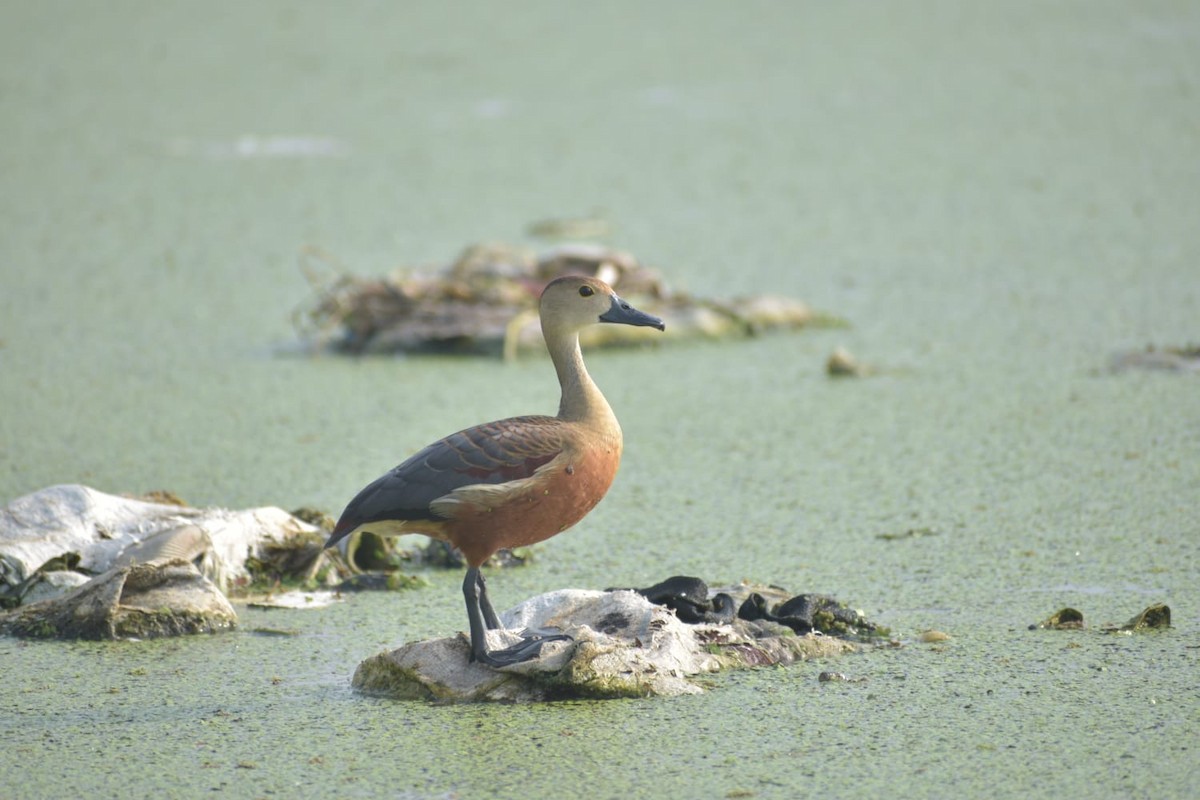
[350,589,855,703]
[0,558,237,640]
[1032,607,1086,630]
[1031,605,1171,633]
[1106,604,1171,632]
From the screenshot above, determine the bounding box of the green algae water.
[2,2,1198,797]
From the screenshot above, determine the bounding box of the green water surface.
[1,2,1197,798]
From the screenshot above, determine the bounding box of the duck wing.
[328,415,565,543]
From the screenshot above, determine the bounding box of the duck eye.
[578,285,594,297]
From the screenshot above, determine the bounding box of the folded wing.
[327,415,566,544]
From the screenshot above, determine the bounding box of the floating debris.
[876,527,940,541]
[249,627,302,637]
[246,590,340,610]
[0,484,348,609]
[0,558,236,640]
[917,630,951,643]
[826,346,869,377]
[293,242,827,357]
[1109,344,1200,373]
[1031,608,1085,630]
[818,671,868,683]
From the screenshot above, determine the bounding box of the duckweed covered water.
[2,2,1198,797]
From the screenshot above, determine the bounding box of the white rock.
[0,484,324,604]
[0,558,237,640]
[351,589,855,702]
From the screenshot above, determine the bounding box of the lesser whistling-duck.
[325,275,664,667]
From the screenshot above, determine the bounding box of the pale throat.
[546,329,620,430]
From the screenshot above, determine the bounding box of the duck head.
[540,275,666,334]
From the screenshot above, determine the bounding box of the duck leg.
[475,570,502,630]
[462,567,571,668]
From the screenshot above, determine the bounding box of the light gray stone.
[0,557,237,640]
[351,589,855,702]
[0,484,327,605]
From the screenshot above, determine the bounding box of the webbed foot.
[463,566,574,668]
[471,631,573,668]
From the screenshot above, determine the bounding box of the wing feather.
[328,415,566,543]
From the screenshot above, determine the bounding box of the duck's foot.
[463,566,574,667]
[471,631,573,668]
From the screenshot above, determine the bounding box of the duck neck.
[546,328,617,427]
